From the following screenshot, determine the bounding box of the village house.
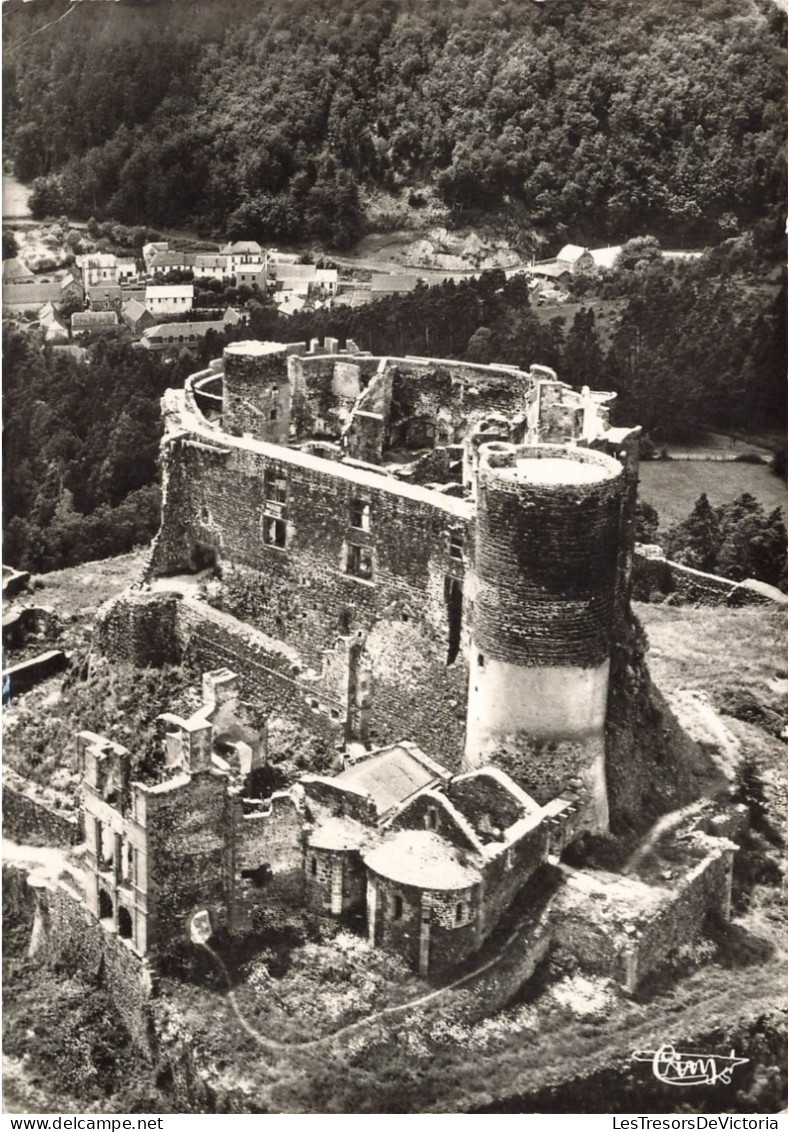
[71,310,119,335]
[121,297,156,334]
[219,241,266,275]
[148,249,196,275]
[236,263,268,289]
[144,284,194,315]
[193,255,232,281]
[139,308,242,351]
[87,283,123,312]
[142,242,169,272]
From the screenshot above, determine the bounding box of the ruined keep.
[82,337,729,981]
[137,342,640,824]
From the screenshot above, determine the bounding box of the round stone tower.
[465,442,626,830]
[222,340,291,443]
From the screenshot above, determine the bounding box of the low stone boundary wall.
[633,547,787,607]
[2,782,80,848]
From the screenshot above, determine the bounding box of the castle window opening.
[347,544,373,580]
[263,516,287,549]
[393,894,404,920]
[426,806,438,830]
[118,906,133,940]
[455,902,467,925]
[264,473,288,504]
[310,856,318,877]
[350,499,370,531]
[98,888,113,922]
[478,653,485,668]
[270,408,278,421]
[449,530,464,561]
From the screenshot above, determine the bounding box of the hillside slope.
[3,0,785,248]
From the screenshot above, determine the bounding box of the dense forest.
[3,252,784,576]
[3,0,786,248]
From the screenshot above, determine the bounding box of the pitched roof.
[121,297,151,324]
[149,250,195,268]
[88,283,122,299]
[72,310,118,328]
[531,262,571,280]
[2,258,34,282]
[589,246,622,270]
[333,744,442,815]
[556,244,588,263]
[277,263,317,282]
[220,241,263,255]
[194,255,230,269]
[236,263,266,275]
[3,282,63,307]
[142,319,225,342]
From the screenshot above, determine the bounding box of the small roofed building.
[236,263,267,288]
[313,268,338,295]
[556,244,595,274]
[275,263,317,295]
[87,283,123,311]
[140,315,229,351]
[38,302,68,343]
[589,246,623,271]
[529,262,572,284]
[121,297,156,334]
[148,249,195,275]
[142,242,169,271]
[116,258,139,284]
[145,284,194,315]
[193,254,231,281]
[2,258,34,283]
[369,274,419,295]
[77,253,119,288]
[72,310,119,335]
[60,273,85,306]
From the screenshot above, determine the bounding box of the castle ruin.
[79,338,734,986]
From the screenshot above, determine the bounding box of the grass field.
[638,460,787,529]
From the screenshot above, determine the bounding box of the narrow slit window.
[449,530,464,560]
[393,895,404,920]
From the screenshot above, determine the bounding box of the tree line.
[4,0,786,248]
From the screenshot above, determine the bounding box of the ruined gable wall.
[229,792,305,930]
